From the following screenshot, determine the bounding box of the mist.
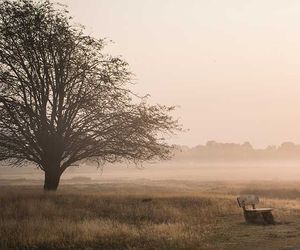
[3,141,300,183]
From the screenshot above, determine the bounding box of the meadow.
[1,179,300,249]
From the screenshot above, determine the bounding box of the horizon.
[175,140,300,150]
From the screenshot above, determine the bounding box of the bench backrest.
[237,195,259,208]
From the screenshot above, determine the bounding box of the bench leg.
[244,211,265,224]
[244,211,275,224]
[262,211,275,224]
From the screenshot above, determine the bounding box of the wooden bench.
[237,195,275,224]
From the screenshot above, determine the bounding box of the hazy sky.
[56,0,300,148]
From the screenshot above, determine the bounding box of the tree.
[0,0,180,190]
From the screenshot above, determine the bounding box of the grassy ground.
[1,180,300,249]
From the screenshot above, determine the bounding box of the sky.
[56,0,300,148]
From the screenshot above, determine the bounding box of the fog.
[3,140,300,182]
[2,161,300,184]
[64,162,300,181]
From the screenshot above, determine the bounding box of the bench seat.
[245,208,273,212]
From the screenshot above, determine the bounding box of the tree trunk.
[44,168,61,191]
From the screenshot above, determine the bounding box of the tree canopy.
[0,0,180,190]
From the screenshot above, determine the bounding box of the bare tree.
[0,0,180,190]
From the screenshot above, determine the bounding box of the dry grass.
[1,180,300,249]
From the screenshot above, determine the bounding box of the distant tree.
[279,142,296,151]
[0,0,180,190]
[242,142,253,150]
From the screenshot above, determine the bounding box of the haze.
[54,0,300,148]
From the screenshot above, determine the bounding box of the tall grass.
[2,181,300,249]
[0,184,234,250]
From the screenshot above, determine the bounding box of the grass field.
[1,180,300,249]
